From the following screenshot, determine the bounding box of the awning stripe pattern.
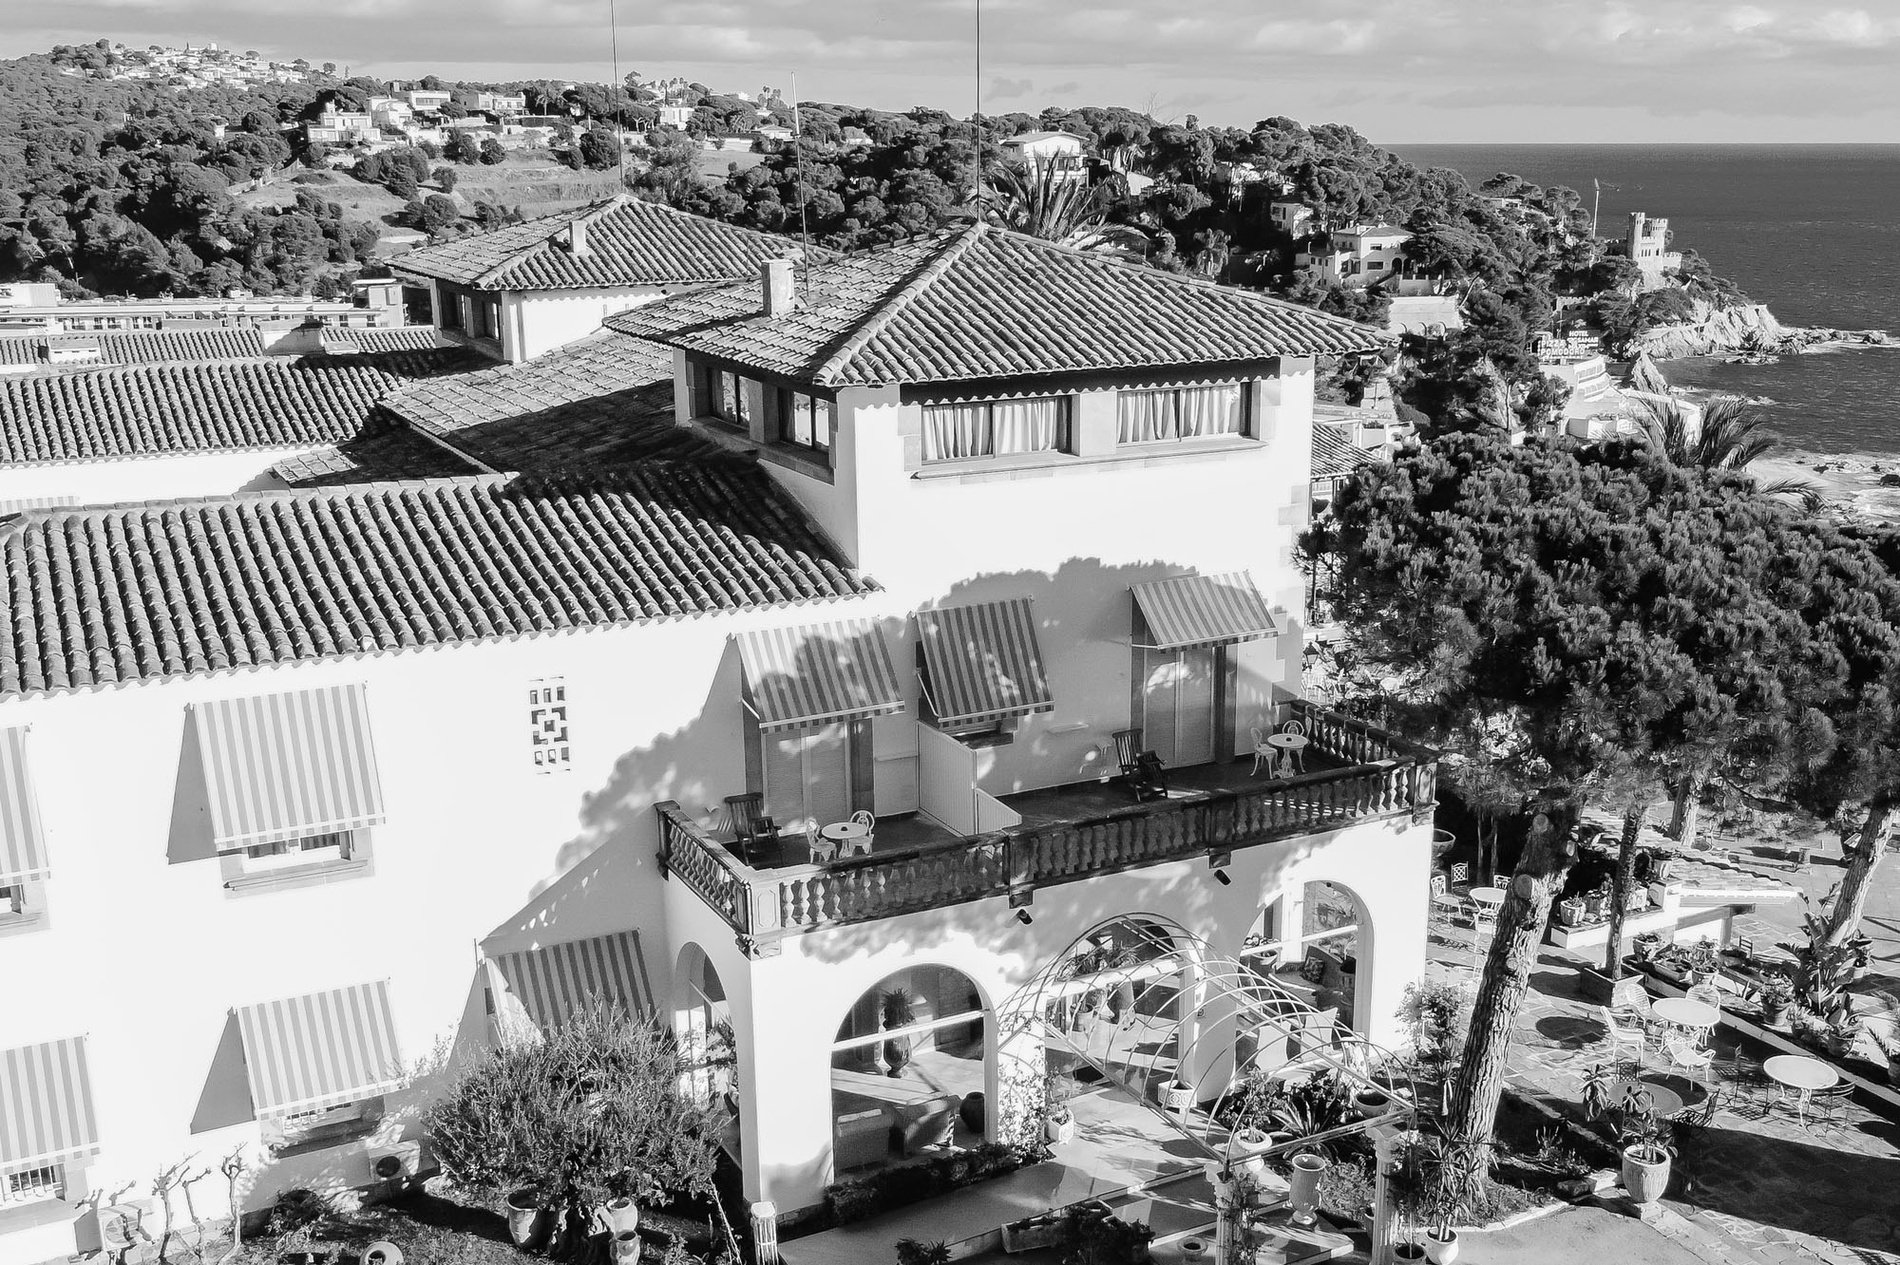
[236,981,404,1117]
[0,1037,100,1173]
[915,598,1055,728]
[194,684,386,850]
[0,726,49,884]
[735,619,906,733]
[1131,572,1278,650]
[492,931,652,1033]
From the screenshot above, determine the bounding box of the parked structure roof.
[0,349,477,465]
[0,462,872,696]
[0,328,269,368]
[384,331,714,472]
[390,196,824,291]
[607,223,1389,388]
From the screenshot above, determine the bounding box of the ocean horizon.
[1395,143,1900,457]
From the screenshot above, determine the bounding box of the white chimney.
[564,218,590,257]
[761,258,797,317]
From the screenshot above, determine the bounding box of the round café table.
[821,820,873,857]
[1764,1054,1839,1128]
[1265,732,1309,777]
[1609,1077,1686,1121]
[1467,887,1506,959]
[1651,997,1720,1047]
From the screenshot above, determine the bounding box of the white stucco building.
[392,197,828,365]
[1,220,1436,1257]
[1297,224,1418,290]
[998,130,1088,182]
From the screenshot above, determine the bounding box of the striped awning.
[236,981,404,1117]
[0,727,49,885]
[1131,572,1279,650]
[0,1037,100,1173]
[194,684,386,850]
[736,619,905,733]
[490,931,653,1034]
[915,598,1055,729]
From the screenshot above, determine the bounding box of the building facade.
[1627,211,1684,290]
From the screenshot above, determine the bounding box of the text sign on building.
[529,678,571,772]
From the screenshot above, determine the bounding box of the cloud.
[6,0,1900,140]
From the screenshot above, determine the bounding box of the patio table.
[1609,1077,1686,1120]
[820,820,873,857]
[1764,1054,1839,1128]
[1265,732,1309,777]
[1467,887,1505,958]
[1652,997,1720,1046]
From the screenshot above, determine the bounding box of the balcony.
[656,701,1437,956]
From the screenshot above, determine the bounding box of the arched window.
[831,965,988,1173]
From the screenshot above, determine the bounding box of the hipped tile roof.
[0,349,478,465]
[320,326,450,354]
[0,462,871,696]
[385,331,714,472]
[0,327,269,367]
[606,223,1391,388]
[269,422,477,488]
[390,197,825,291]
[1311,422,1372,482]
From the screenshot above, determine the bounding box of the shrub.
[823,1141,1047,1225]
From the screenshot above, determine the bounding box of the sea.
[1394,144,1900,457]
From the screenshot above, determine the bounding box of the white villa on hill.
[0,214,1436,1260]
[391,197,824,365]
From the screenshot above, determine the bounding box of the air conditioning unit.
[365,1140,421,1183]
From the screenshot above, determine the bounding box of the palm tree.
[1641,396,1825,510]
[981,160,1147,259]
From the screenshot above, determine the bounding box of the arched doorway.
[1243,879,1371,1033]
[1040,916,1198,1102]
[830,964,989,1177]
[671,944,735,1123]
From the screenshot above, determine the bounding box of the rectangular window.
[761,724,853,832]
[777,390,835,454]
[2,1164,62,1206]
[471,296,500,340]
[0,883,20,915]
[921,396,1069,463]
[700,367,752,427]
[1116,384,1249,444]
[241,830,354,873]
[439,288,464,331]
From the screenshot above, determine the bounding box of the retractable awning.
[0,1037,100,1173]
[490,931,653,1034]
[915,598,1055,728]
[194,684,386,850]
[1131,572,1279,651]
[236,981,404,1116]
[735,618,905,733]
[0,727,49,885]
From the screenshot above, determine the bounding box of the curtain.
[924,403,993,461]
[991,397,1063,454]
[1178,384,1244,437]
[1118,390,1176,443]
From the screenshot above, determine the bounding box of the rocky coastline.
[1622,299,1890,360]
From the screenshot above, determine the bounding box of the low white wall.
[0,447,325,509]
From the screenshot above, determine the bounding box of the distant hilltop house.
[1627,211,1683,290]
[999,130,1088,181]
[390,196,832,364]
[367,95,413,127]
[454,88,527,116]
[406,88,452,114]
[1297,223,1437,294]
[305,108,376,146]
[657,104,696,129]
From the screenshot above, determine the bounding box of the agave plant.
[981,160,1148,259]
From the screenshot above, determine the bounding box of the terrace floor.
[730,751,1358,872]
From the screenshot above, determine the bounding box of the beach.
[1753,451,1900,522]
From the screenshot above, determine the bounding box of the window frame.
[267,1094,386,1155]
[438,285,465,331]
[1,1163,64,1208]
[224,828,370,894]
[1114,381,1254,447]
[919,394,1073,465]
[776,388,835,456]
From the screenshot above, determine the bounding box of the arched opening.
[1243,880,1370,1033]
[830,964,989,1177]
[1041,916,1197,1101]
[671,943,736,1160]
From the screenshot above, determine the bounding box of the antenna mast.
[608,0,628,192]
[790,73,815,303]
[971,0,983,218]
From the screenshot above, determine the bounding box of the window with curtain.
[1116,383,1249,444]
[778,390,835,454]
[922,396,1068,463]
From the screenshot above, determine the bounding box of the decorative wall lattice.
[529,678,571,772]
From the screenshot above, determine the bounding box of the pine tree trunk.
[1445,796,1580,1151]
[1824,795,1896,947]
[1603,800,1649,977]
[1669,769,1706,849]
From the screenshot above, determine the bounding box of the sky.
[5,0,1900,142]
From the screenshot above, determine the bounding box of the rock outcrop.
[1625,299,1890,360]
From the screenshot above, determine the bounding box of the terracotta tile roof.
[319,326,450,354]
[269,422,477,488]
[0,328,269,367]
[384,331,715,472]
[0,462,871,696]
[390,197,826,291]
[1311,422,1371,482]
[606,223,1391,388]
[0,349,479,465]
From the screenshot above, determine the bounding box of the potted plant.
[1623,885,1649,913]
[1385,1135,1434,1261]
[1649,851,1679,883]
[1826,1003,1864,1059]
[602,1194,640,1235]
[1874,1029,1900,1087]
[1351,1086,1388,1119]
[1162,1079,1195,1113]
[1583,886,1609,923]
[1557,895,1586,928]
[1617,1090,1674,1207]
[1225,1122,1277,1182]
[1631,932,1663,964]
[1044,1074,1077,1145]
[505,1187,549,1249]
[882,990,917,1077]
[1755,974,1795,1026]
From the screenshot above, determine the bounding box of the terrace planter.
[1423,1228,1461,1265]
[603,1198,639,1236]
[1162,1081,1195,1112]
[1621,1144,1671,1206]
[1002,1216,1063,1254]
[506,1190,549,1250]
[1557,898,1586,928]
[1046,1112,1076,1144]
[1584,894,1609,922]
[1578,966,1647,1009]
[1760,998,1791,1027]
